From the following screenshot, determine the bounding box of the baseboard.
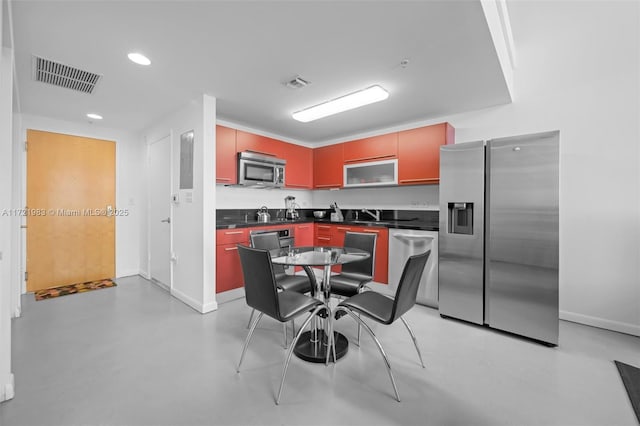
[560,310,640,337]
[216,287,245,304]
[115,270,141,279]
[1,374,15,402]
[139,270,151,280]
[170,287,204,313]
[170,287,217,314]
[150,278,170,292]
[201,300,218,314]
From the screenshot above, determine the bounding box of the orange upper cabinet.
[236,130,287,158]
[397,123,455,185]
[343,133,398,163]
[313,144,344,189]
[283,144,313,189]
[216,125,237,184]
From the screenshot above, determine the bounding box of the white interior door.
[149,135,172,288]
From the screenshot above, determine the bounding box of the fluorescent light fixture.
[127,52,151,66]
[86,113,103,120]
[292,85,389,123]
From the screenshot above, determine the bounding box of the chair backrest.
[250,232,286,275]
[237,245,281,320]
[342,231,376,277]
[389,250,430,323]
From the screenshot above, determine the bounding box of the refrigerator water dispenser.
[448,202,473,235]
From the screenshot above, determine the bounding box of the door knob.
[161,217,171,224]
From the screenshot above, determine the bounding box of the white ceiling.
[8,0,512,144]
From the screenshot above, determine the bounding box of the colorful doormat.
[34,278,116,301]
[615,360,640,423]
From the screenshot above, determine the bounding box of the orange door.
[284,144,313,189]
[26,130,116,291]
[215,125,237,184]
[343,133,398,163]
[313,144,344,188]
[398,123,455,185]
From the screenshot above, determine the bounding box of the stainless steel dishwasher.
[388,229,439,308]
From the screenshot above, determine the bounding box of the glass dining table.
[270,246,371,363]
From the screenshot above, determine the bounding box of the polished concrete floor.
[1,275,639,426]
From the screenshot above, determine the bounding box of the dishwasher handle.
[393,234,435,241]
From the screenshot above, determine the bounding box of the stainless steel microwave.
[237,151,286,187]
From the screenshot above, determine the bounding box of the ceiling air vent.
[285,76,310,89]
[32,55,102,94]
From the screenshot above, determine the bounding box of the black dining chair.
[330,231,377,298]
[236,245,330,405]
[329,231,377,344]
[333,250,430,402]
[248,232,315,347]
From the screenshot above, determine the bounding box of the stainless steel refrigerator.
[438,131,559,345]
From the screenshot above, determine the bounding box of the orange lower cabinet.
[216,243,245,293]
[294,223,313,272]
[352,226,388,284]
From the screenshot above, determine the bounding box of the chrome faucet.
[361,209,381,221]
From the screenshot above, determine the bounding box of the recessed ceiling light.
[127,52,151,66]
[292,85,389,123]
[87,113,103,120]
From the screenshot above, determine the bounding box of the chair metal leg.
[247,308,255,329]
[354,286,371,347]
[237,312,264,373]
[400,316,425,368]
[325,315,337,366]
[276,305,328,405]
[283,322,288,349]
[334,306,401,402]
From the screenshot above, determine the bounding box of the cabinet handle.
[317,226,331,230]
[224,231,244,235]
[344,154,395,163]
[337,227,352,231]
[297,225,310,229]
[361,229,380,233]
[317,236,331,241]
[224,247,238,251]
[399,178,439,183]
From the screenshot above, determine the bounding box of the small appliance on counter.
[284,195,299,220]
[256,206,271,222]
[329,202,343,222]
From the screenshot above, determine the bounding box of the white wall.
[142,95,217,313]
[16,114,145,279]
[312,185,439,211]
[0,44,15,402]
[216,185,313,210]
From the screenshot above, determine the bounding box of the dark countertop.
[216,218,438,231]
[216,219,314,229]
